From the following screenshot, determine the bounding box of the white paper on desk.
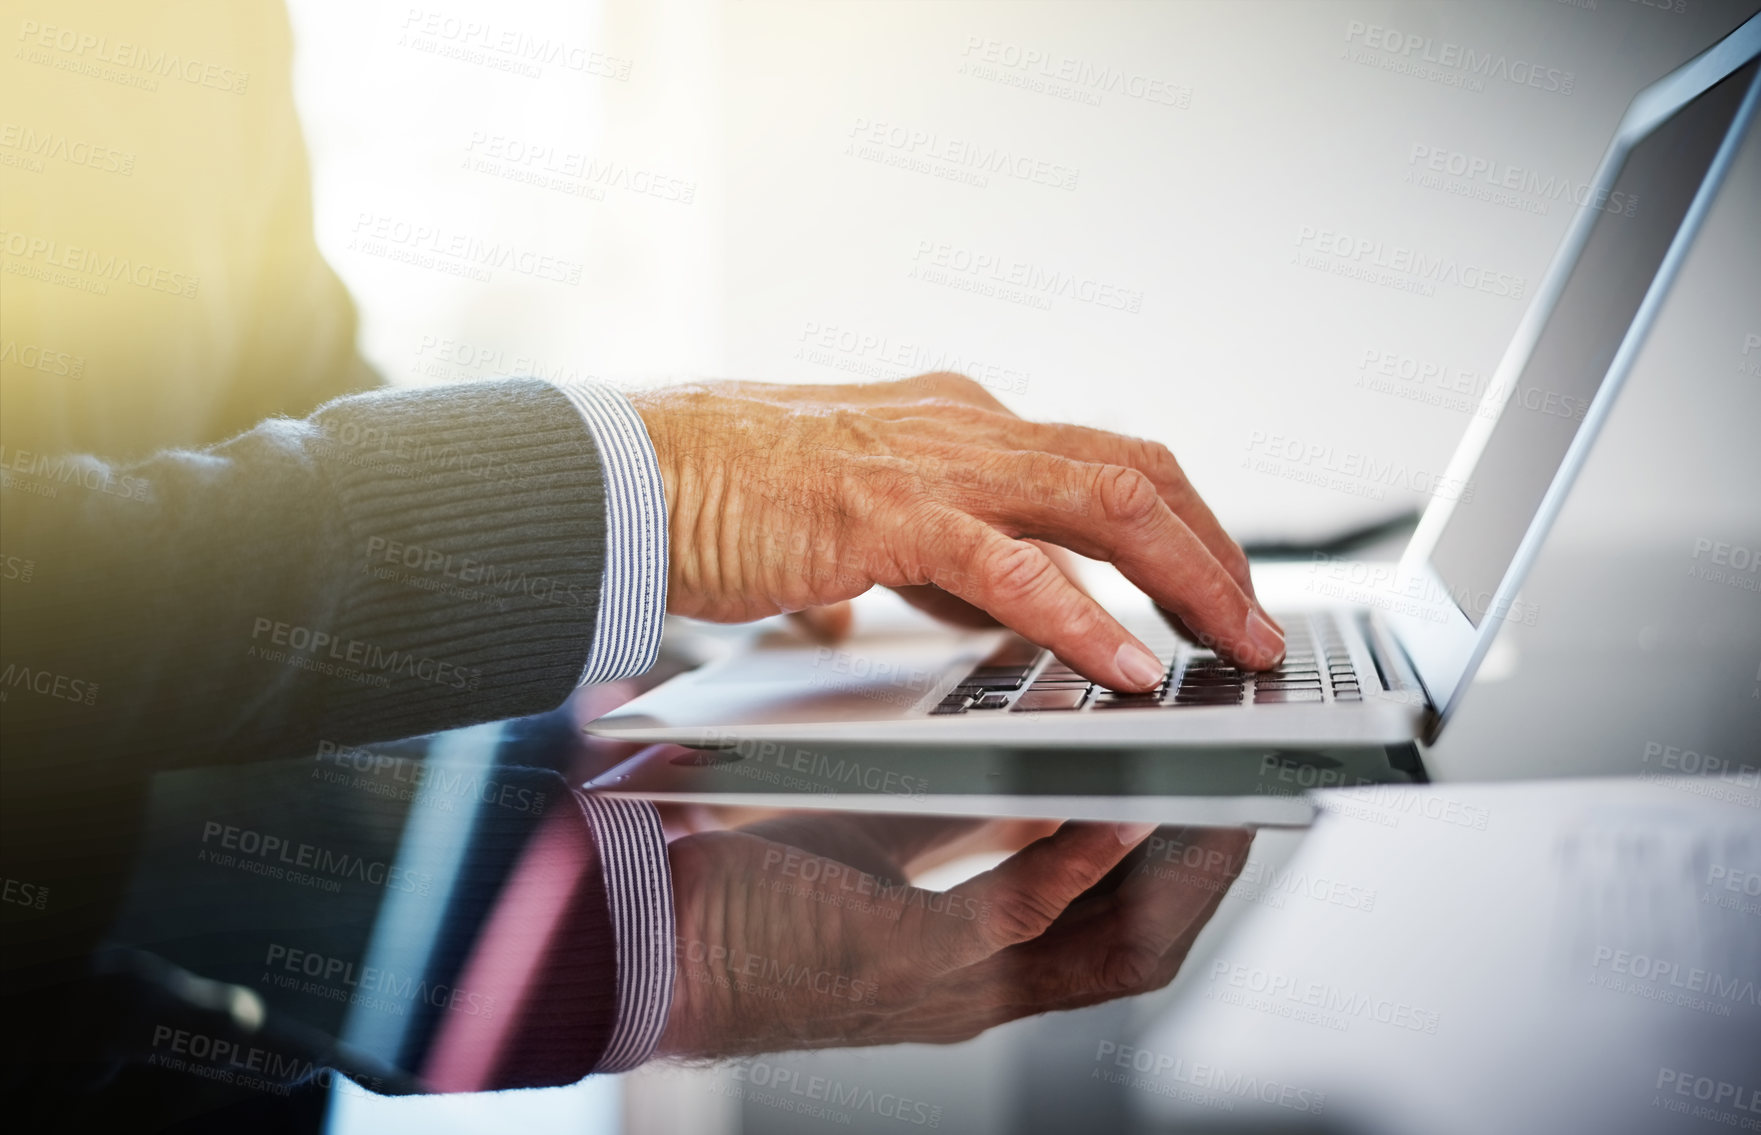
[1133,777,1761,1135]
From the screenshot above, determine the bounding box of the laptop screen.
[1430,58,1758,626]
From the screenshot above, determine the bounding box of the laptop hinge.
[1359,610,1442,741]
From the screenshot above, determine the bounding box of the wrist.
[653,836,711,1059]
[626,384,738,621]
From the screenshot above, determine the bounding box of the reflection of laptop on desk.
[593,22,1761,758]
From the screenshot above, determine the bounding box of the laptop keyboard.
[929,612,1367,715]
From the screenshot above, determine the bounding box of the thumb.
[788,601,855,644]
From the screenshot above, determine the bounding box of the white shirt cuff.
[545,381,668,685]
[575,792,675,1073]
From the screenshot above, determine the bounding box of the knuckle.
[1139,438,1182,479]
[980,541,1052,606]
[834,467,884,518]
[986,883,1067,944]
[925,370,984,398]
[1096,465,1161,525]
[824,407,887,454]
[1223,545,1253,584]
[1188,569,1241,619]
[837,458,921,516]
[1100,944,1162,993]
[922,397,987,422]
[916,920,981,975]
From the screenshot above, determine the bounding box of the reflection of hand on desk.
[656,813,1250,1059]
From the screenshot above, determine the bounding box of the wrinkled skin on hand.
[629,373,1284,691]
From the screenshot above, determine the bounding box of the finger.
[904,818,1063,874]
[948,457,1284,670]
[1091,825,1252,989]
[907,827,1251,1028]
[999,422,1258,599]
[891,584,1000,628]
[891,540,1085,628]
[873,410,1257,602]
[867,408,1262,613]
[819,828,1251,1049]
[787,601,855,644]
[925,819,1157,971]
[1029,539,1090,596]
[913,512,1170,690]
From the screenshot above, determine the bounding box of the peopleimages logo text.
[1295,227,1525,300]
[249,618,482,691]
[200,821,432,895]
[14,20,250,93]
[1344,22,1575,94]
[1408,144,1637,216]
[911,240,1143,312]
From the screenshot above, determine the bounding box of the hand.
[627,374,1285,691]
[656,814,1252,1058]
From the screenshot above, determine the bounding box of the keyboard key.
[958,673,1028,691]
[972,692,1012,710]
[1255,689,1324,704]
[1173,691,1244,705]
[931,696,972,715]
[1091,696,1163,710]
[1334,692,1363,702]
[1012,688,1089,712]
[1256,680,1323,692]
[1030,677,1094,688]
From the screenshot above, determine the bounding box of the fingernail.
[1115,821,1158,845]
[1114,642,1165,690]
[1244,608,1285,666]
[1256,602,1283,635]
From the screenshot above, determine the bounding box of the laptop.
[591,18,1761,756]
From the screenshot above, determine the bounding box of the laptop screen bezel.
[1383,17,1761,743]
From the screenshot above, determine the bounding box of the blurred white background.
[286,0,1759,548]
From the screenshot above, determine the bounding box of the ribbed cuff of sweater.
[307,379,612,739]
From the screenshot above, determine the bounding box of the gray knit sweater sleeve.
[1,378,615,770]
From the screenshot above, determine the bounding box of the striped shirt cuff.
[547,381,668,685]
[575,792,675,1073]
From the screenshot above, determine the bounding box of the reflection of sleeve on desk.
[422,790,673,1090]
[105,761,673,1093]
